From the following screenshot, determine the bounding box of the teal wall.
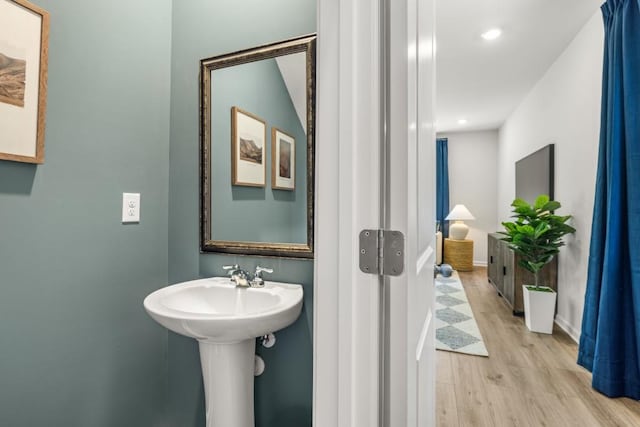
[169,1,316,426]
[210,59,307,244]
[0,1,172,426]
[0,2,315,426]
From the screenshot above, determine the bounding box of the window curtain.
[436,138,450,238]
[577,0,640,399]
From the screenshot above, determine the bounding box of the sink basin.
[143,276,303,342]
[144,277,303,427]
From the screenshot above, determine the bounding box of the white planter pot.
[522,285,557,334]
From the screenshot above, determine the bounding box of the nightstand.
[444,238,474,271]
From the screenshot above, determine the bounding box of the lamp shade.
[445,204,475,221]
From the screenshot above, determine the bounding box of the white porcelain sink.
[144,277,303,427]
[144,276,303,342]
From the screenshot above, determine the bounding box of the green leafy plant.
[500,195,576,291]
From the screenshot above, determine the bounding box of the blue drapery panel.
[436,138,450,238]
[577,0,640,399]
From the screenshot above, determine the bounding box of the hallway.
[437,268,640,426]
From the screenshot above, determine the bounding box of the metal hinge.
[359,229,405,276]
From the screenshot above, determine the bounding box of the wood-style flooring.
[437,267,640,427]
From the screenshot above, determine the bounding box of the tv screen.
[515,144,554,204]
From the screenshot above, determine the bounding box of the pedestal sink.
[143,277,303,427]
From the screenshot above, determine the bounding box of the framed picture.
[271,127,295,191]
[0,0,49,164]
[231,106,266,187]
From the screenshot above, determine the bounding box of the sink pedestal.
[199,339,256,427]
[144,277,303,425]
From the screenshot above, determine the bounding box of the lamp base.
[449,221,469,240]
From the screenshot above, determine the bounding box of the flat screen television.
[515,144,554,204]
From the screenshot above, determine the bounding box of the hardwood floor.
[436,267,640,427]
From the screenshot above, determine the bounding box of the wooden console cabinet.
[487,233,557,315]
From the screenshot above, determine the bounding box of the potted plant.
[500,195,575,334]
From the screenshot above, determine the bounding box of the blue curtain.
[436,138,450,238]
[578,0,640,399]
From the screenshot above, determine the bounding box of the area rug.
[435,271,489,357]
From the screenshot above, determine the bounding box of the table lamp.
[445,204,475,240]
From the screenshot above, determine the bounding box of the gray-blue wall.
[211,59,307,244]
[0,2,315,425]
[0,1,172,426]
[169,1,316,426]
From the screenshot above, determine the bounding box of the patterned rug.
[435,271,489,357]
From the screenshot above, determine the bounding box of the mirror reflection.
[200,35,315,258]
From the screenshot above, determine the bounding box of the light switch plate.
[122,193,140,223]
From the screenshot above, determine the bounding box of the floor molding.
[473,260,487,267]
[554,314,580,343]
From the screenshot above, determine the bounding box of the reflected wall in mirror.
[200,34,316,258]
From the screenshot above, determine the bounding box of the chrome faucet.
[222,264,273,288]
[223,264,251,287]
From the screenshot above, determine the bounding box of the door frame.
[313,0,437,425]
[313,0,383,425]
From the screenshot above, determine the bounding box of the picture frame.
[271,127,295,191]
[0,0,49,164]
[231,106,266,187]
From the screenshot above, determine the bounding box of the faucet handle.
[254,266,273,277]
[251,266,273,287]
[223,264,239,275]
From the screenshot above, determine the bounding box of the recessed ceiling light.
[458,119,468,125]
[481,28,502,41]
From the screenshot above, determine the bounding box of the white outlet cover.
[122,193,140,223]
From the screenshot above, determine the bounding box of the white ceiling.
[436,0,603,133]
[276,52,307,134]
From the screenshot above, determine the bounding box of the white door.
[386,0,437,424]
[313,0,436,425]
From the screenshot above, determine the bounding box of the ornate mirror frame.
[200,34,316,258]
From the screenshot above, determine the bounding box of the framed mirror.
[200,34,316,258]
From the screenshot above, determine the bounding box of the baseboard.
[473,260,487,267]
[554,314,580,343]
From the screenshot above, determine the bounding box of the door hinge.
[359,229,405,276]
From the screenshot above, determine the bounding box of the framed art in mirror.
[231,106,266,187]
[200,34,316,258]
[271,127,295,191]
